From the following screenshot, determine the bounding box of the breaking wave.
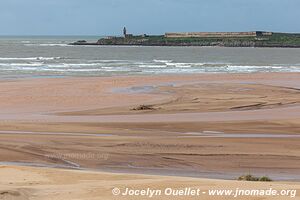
[0,58,300,76]
[0,57,61,61]
[24,43,70,47]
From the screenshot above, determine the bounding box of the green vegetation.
[238,174,273,182]
[71,32,300,47]
[256,33,300,47]
[259,176,273,182]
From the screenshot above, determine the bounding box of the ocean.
[0,36,300,78]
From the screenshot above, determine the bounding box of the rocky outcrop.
[70,33,300,48]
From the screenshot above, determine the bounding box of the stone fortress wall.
[165,31,273,38]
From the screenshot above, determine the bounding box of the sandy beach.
[0,73,300,199]
[0,165,299,200]
[2,0,300,198]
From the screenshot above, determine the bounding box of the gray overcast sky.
[0,0,299,35]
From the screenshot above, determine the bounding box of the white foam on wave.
[0,57,61,61]
[91,59,129,63]
[13,67,41,71]
[24,43,69,47]
[39,44,70,47]
[0,62,44,67]
[222,65,300,73]
[165,63,193,68]
[139,64,167,68]
[166,62,217,68]
[143,68,202,74]
[45,63,110,68]
[39,68,104,72]
[1,58,299,74]
[63,63,102,67]
[226,65,290,70]
[153,59,173,63]
[42,67,132,72]
[227,65,263,69]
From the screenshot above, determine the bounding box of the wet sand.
[0,129,300,181]
[0,73,299,199]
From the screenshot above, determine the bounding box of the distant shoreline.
[70,43,300,48]
[70,32,300,48]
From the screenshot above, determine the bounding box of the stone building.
[165,31,273,38]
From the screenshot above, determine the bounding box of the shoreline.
[1,70,299,80]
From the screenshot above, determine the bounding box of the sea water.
[0,36,300,78]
